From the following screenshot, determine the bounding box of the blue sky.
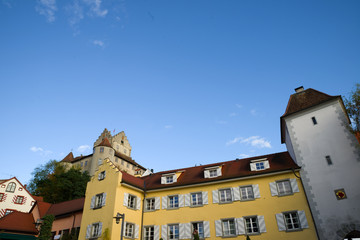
[0,0,359,184]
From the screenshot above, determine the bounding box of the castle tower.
[281,87,360,240]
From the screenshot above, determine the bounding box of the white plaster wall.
[285,99,360,240]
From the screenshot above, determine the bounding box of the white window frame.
[128,194,136,209]
[166,175,174,184]
[100,147,104,153]
[209,169,217,177]
[144,226,154,240]
[191,192,203,206]
[15,196,24,204]
[168,195,179,209]
[91,223,101,238]
[283,211,301,231]
[276,180,293,196]
[244,216,259,234]
[222,219,236,237]
[146,198,155,211]
[125,222,135,238]
[168,224,179,240]
[98,171,105,181]
[6,182,16,193]
[192,222,204,239]
[219,188,232,203]
[94,193,103,209]
[240,186,254,201]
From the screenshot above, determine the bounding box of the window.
[80,162,83,167]
[168,224,179,240]
[100,147,104,153]
[5,209,13,215]
[98,171,105,181]
[128,194,136,209]
[209,169,218,177]
[91,223,101,238]
[250,159,270,171]
[146,198,155,211]
[166,175,174,184]
[121,160,124,166]
[311,117,317,125]
[161,174,177,184]
[115,158,118,163]
[219,189,232,203]
[192,222,204,239]
[168,195,179,209]
[256,162,265,170]
[98,159,102,166]
[144,226,154,240]
[94,194,103,208]
[0,193,4,202]
[240,186,254,200]
[326,155,333,165]
[191,192,203,206]
[204,166,222,178]
[284,212,300,230]
[85,161,88,166]
[276,180,292,196]
[244,217,259,234]
[222,219,236,236]
[15,196,24,204]
[6,182,16,192]
[125,223,135,238]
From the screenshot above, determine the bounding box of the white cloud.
[236,104,243,109]
[36,0,57,22]
[164,125,173,129]
[30,146,44,152]
[66,0,84,27]
[77,145,91,152]
[229,112,237,117]
[226,136,271,148]
[83,0,108,17]
[250,109,257,116]
[93,40,104,47]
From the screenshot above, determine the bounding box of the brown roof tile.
[46,197,85,217]
[61,152,74,163]
[121,152,299,190]
[0,211,38,234]
[97,138,112,148]
[115,151,146,170]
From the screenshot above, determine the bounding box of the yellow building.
[79,151,318,240]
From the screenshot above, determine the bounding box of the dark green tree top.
[344,83,360,133]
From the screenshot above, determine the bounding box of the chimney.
[295,86,304,93]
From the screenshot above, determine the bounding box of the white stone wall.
[284,99,360,240]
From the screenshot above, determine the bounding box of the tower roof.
[61,152,74,163]
[96,137,112,148]
[280,87,344,143]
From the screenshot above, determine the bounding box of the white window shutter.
[276,213,286,231]
[161,225,168,240]
[179,223,185,239]
[233,187,240,201]
[236,218,245,235]
[98,173,101,180]
[135,224,139,238]
[136,196,141,210]
[154,225,160,240]
[123,193,129,206]
[253,184,261,198]
[184,193,190,207]
[216,167,222,176]
[203,221,210,238]
[250,162,257,171]
[155,197,160,210]
[298,210,309,229]
[98,222,103,237]
[212,190,219,204]
[86,225,91,239]
[173,174,177,183]
[290,178,299,193]
[103,171,106,178]
[202,191,208,205]
[258,215,266,233]
[215,220,222,237]
[269,182,278,196]
[90,196,95,209]
[161,176,166,184]
[102,193,107,206]
[162,196,167,209]
[179,194,184,207]
[264,161,270,169]
[123,222,127,237]
[204,170,210,178]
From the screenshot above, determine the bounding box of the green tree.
[28,160,90,203]
[344,83,360,133]
[38,214,55,240]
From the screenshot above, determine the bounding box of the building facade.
[79,152,318,240]
[61,129,146,177]
[281,87,360,240]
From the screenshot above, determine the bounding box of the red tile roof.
[61,152,74,163]
[121,151,299,190]
[46,197,85,217]
[97,138,112,148]
[280,88,343,143]
[0,211,38,234]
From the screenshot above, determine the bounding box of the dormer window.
[204,166,222,178]
[161,173,177,184]
[250,158,270,171]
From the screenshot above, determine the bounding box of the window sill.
[93,206,103,210]
[240,198,255,202]
[190,204,204,208]
[219,201,233,205]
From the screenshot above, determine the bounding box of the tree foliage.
[38,214,55,240]
[344,83,360,133]
[28,160,90,203]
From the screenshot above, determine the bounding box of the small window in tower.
[100,147,104,153]
[311,117,317,125]
[325,155,333,165]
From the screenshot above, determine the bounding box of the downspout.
[140,181,147,240]
[291,168,320,240]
